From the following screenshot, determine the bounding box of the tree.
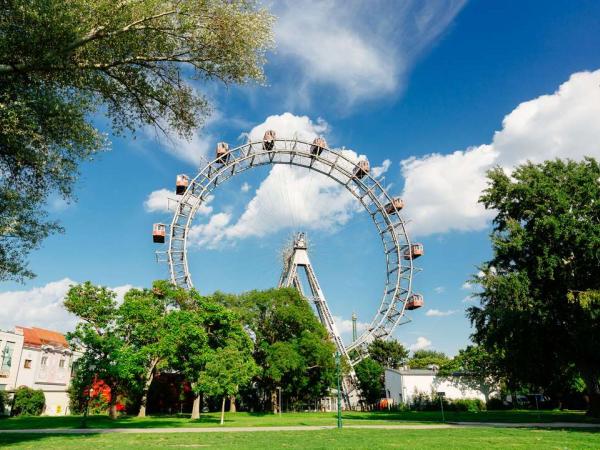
[197,338,257,425]
[354,358,384,407]
[65,282,140,419]
[408,350,449,370]
[368,339,409,369]
[439,345,500,403]
[468,158,600,416]
[117,280,189,417]
[163,292,251,419]
[228,288,336,412]
[11,387,45,416]
[0,0,273,281]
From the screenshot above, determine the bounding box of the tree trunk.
[109,398,118,419]
[220,396,226,425]
[191,392,201,420]
[108,384,118,419]
[581,368,600,418]
[271,390,278,413]
[138,360,158,418]
[229,395,236,413]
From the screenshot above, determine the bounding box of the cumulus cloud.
[371,159,391,179]
[461,282,472,290]
[144,188,214,216]
[425,309,457,317]
[401,70,600,236]
[433,286,445,294]
[0,279,134,333]
[273,0,465,106]
[409,336,432,351]
[241,182,251,193]
[334,315,369,343]
[189,113,390,248]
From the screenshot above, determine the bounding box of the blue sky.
[2,0,600,356]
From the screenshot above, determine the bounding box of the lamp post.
[335,352,342,429]
[437,392,445,423]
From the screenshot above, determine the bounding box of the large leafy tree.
[439,345,501,403]
[116,280,191,417]
[408,350,450,370]
[469,158,600,416]
[65,282,140,419]
[354,357,384,407]
[368,339,409,369]
[0,0,273,281]
[197,337,257,424]
[164,292,250,419]
[226,288,336,412]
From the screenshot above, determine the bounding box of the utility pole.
[336,352,342,429]
[352,312,357,342]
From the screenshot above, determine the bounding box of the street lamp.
[437,392,445,423]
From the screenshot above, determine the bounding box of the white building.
[385,368,496,405]
[0,327,76,416]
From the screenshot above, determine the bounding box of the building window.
[41,356,48,367]
[24,359,32,369]
[59,359,65,368]
[0,342,15,371]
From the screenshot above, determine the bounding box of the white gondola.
[152,223,166,243]
[216,142,230,163]
[385,197,404,214]
[310,137,327,156]
[176,174,189,195]
[354,159,370,179]
[263,130,276,150]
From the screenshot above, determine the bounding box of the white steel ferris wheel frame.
[164,138,415,356]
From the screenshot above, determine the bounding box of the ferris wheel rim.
[166,138,415,355]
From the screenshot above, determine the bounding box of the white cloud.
[189,113,379,248]
[0,279,134,333]
[334,315,369,343]
[144,188,213,216]
[371,159,391,179]
[401,69,600,236]
[241,182,251,193]
[273,1,465,105]
[433,286,445,294]
[461,282,471,290]
[144,188,174,213]
[244,112,329,142]
[425,309,457,317]
[462,295,476,303]
[409,336,432,351]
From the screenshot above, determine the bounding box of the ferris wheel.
[152,131,424,359]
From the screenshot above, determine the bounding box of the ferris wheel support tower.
[278,232,359,408]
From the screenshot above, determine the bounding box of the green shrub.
[451,398,486,412]
[12,386,45,416]
[411,393,486,412]
[0,390,9,415]
[486,397,507,410]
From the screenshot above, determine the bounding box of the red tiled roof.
[17,326,68,348]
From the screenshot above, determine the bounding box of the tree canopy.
[408,350,449,370]
[368,339,409,369]
[224,288,337,411]
[468,158,600,416]
[0,0,273,281]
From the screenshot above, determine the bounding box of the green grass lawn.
[1,428,599,449]
[0,410,598,430]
